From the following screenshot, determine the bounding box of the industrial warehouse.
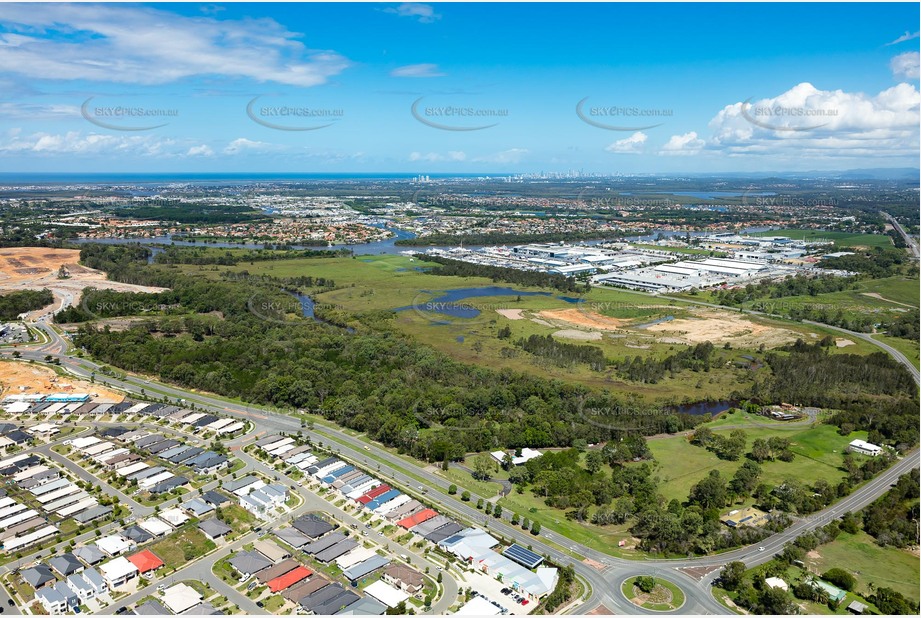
[423,234,840,294]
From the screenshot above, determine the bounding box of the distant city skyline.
[0,2,918,174]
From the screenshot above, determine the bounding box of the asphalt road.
[4,319,918,615]
[882,211,920,259]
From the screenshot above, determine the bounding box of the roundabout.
[620,575,687,612]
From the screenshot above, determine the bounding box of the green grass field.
[148,527,216,569]
[180,253,836,402]
[751,229,894,249]
[648,423,863,503]
[806,530,919,604]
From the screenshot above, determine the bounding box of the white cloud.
[0,4,350,86]
[223,138,273,155]
[186,144,213,157]
[605,131,647,153]
[700,82,920,159]
[886,31,919,46]
[659,131,705,156]
[391,63,444,78]
[0,130,179,157]
[408,150,466,162]
[891,52,920,80]
[384,3,441,23]
[473,148,528,164]
[0,103,79,120]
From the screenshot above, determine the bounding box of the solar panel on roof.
[503,543,544,568]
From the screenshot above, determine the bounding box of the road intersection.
[1,320,917,615]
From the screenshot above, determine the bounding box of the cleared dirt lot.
[0,360,123,402]
[532,305,798,349]
[643,309,799,347]
[537,308,628,330]
[0,248,166,320]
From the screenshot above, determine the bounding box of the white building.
[848,439,882,457]
[99,556,138,588]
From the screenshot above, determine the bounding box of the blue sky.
[0,2,918,173]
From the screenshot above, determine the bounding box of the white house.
[239,484,287,520]
[99,556,138,588]
[848,439,882,457]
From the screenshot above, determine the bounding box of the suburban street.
[1,315,917,615]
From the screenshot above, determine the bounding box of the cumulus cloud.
[0,4,351,86]
[383,3,441,23]
[186,144,213,157]
[473,148,528,164]
[408,150,466,162]
[700,82,920,159]
[223,138,273,155]
[605,131,647,153]
[391,63,444,78]
[0,130,180,157]
[886,31,919,46]
[659,132,705,156]
[891,52,920,80]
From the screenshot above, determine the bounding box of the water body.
[395,286,553,319]
[670,400,738,417]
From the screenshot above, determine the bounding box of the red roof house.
[127,549,165,573]
[267,565,312,593]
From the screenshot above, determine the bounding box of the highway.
[3,320,917,615]
[882,211,920,259]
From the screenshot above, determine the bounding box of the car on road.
[758,547,765,552]
[256,602,264,608]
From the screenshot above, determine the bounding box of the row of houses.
[307,450,559,603]
[0,452,112,554]
[3,397,246,438]
[221,475,289,520]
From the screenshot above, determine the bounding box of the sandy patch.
[531,318,553,327]
[626,343,650,349]
[552,329,602,341]
[0,360,123,402]
[861,292,916,308]
[496,309,525,320]
[835,338,855,348]
[643,309,798,348]
[0,248,167,320]
[537,308,627,331]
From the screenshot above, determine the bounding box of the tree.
[493,504,502,518]
[585,451,603,475]
[448,484,457,495]
[511,513,520,526]
[720,562,746,591]
[530,521,541,535]
[461,490,471,502]
[386,600,408,615]
[750,439,772,463]
[821,568,856,592]
[484,501,493,515]
[689,470,727,510]
[635,576,656,593]
[472,455,493,481]
[476,498,484,510]
[522,517,530,530]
